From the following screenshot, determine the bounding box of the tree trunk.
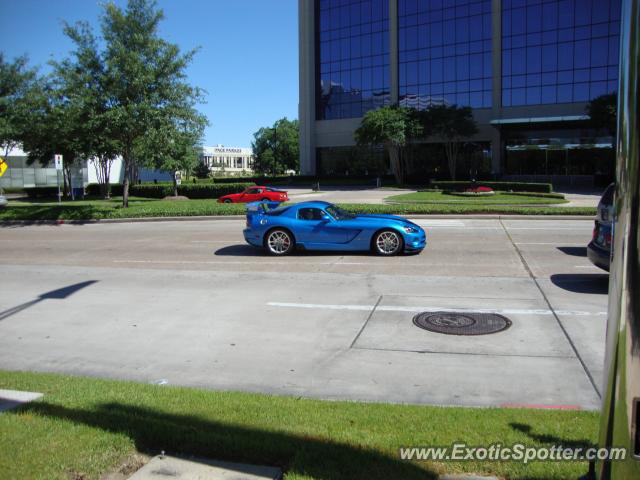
[388,144,403,185]
[445,141,459,181]
[122,153,130,208]
[173,176,178,197]
[63,164,71,198]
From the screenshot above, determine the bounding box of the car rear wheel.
[373,229,403,256]
[265,229,294,256]
[223,199,232,203]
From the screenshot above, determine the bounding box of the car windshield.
[325,205,356,220]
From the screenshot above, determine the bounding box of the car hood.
[353,213,420,228]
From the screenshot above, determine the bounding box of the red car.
[218,186,289,203]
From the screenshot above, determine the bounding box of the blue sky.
[0,0,298,148]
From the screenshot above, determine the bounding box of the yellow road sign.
[0,157,8,177]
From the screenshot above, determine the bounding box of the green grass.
[0,196,595,221]
[386,191,568,205]
[0,370,598,480]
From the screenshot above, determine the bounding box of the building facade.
[0,147,172,189]
[299,0,621,184]
[200,145,254,176]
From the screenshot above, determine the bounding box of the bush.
[24,187,60,198]
[429,181,553,193]
[508,191,566,199]
[85,183,124,197]
[85,182,254,199]
[130,182,255,199]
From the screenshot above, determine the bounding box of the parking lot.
[0,217,607,409]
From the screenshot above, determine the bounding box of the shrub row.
[508,191,566,199]
[144,183,254,199]
[24,186,61,198]
[429,181,553,193]
[85,184,125,196]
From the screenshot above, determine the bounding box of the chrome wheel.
[266,230,293,255]
[374,230,401,255]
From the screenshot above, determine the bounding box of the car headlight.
[403,226,419,233]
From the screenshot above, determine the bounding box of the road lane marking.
[411,220,465,226]
[515,242,584,245]
[113,259,371,266]
[267,302,607,317]
[189,240,238,243]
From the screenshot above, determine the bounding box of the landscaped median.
[0,370,598,480]
[0,197,595,222]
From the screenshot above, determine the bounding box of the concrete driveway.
[0,217,606,409]
[285,186,416,204]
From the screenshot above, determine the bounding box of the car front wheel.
[373,229,403,256]
[265,229,294,256]
[223,199,232,203]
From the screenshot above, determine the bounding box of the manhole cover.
[412,311,512,336]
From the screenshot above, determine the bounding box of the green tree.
[148,117,206,196]
[20,73,88,197]
[251,117,299,175]
[420,105,478,180]
[193,161,211,179]
[0,53,39,157]
[98,0,206,207]
[19,22,117,198]
[587,93,617,136]
[354,106,421,184]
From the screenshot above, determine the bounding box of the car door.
[295,208,345,244]
[242,188,261,202]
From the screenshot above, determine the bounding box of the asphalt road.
[0,217,608,409]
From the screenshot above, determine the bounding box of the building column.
[491,0,503,176]
[299,0,316,175]
[389,0,399,105]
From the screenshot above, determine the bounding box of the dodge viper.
[218,186,289,203]
[243,201,426,256]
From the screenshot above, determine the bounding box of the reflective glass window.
[502,0,620,106]
[399,0,492,109]
[316,0,390,120]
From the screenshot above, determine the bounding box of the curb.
[0,213,594,226]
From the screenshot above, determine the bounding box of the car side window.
[245,188,257,194]
[297,208,324,221]
[256,189,263,193]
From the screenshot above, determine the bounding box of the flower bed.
[445,185,495,196]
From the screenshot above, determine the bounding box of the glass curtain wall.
[316,0,391,120]
[398,0,493,109]
[502,0,621,106]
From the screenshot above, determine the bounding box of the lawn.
[386,191,568,205]
[0,196,595,221]
[0,370,599,480]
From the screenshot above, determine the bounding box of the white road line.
[267,301,607,317]
[575,265,601,269]
[411,220,465,227]
[507,227,592,230]
[113,259,371,266]
[189,240,238,243]
[515,242,583,245]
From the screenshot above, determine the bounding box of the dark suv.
[587,183,614,271]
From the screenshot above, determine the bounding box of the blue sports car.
[243,201,426,256]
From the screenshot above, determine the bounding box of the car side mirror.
[321,214,332,222]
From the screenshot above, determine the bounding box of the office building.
[200,145,254,175]
[299,0,621,184]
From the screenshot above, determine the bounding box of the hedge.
[84,182,254,199]
[24,187,61,198]
[429,181,553,193]
[85,184,125,196]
